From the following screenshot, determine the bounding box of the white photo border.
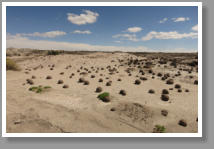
[2,2,202,137]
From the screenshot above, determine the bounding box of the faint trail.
[116,118,145,132]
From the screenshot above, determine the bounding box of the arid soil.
[6,48,198,133]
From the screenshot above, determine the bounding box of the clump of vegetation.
[97,92,110,102]
[78,77,85,83]
[194,80,198,85]
[175,84,181,89]
[47,50,63,55]
[29,85,51,93]
[98,78,103,82]
[44,86,51,89]
[148,89,155,94]
[6,58,20,71]
[106,81,112,86]
[153,125,166,133]
[134,79,141,85]
[161,110,168,116]
[119,90,126,96]
[84,80,90,85]
[46,75,52,79]
[110,107,116,111]
[161,94,169,101]
[166,79,174,85]
[162,89,169,94]
[178,119,187,127]
[96,87,102,93]
[57,80,64,84]
[63,84,69,88]
[26,79,34,85]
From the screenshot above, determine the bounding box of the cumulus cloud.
[142,31,198,41]
[67,10,99,25]
[18,30,66,38]
[6,33,151,52]
[126,27,142,33]
[72,30,92,34]
[192,24,198,31]
[159,18,168,23]
[172,17,190,22]
[112,33,139,42]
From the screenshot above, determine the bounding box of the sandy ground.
[6,50,198,133]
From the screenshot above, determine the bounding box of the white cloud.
[192,24,198,31]
[172,17,190,22]
[112,33,139,42]
[19,30,66,38]
[6,33,197,53]
[72,30,92,34]
[159,18,168,23]
[142,31,198,41]
[6,34,151,52]
[114,40,122,43]
[127,27,142,33]
[67,10,99,25]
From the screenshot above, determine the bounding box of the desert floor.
[6,50,198,133]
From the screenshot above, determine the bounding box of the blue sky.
[6,6,198,52]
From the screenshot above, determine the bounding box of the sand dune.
[6,49,198,133]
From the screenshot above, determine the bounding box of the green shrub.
[153,125,166,133]
[47,50,62,55]
[29,86,38,91]
[6,58,20,71]
[36,87,43,93]
[98,92,109,100]
[29,86,51,93]
[44,86,51,89]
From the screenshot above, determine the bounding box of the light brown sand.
[6,50,198,133]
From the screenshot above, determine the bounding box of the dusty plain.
[6,48,198,133]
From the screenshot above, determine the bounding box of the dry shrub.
[6,58,20,71]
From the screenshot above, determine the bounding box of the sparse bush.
[44,86,51,89]
[63,84,69,88]
[178,89,182,93]
[175,84,181,89]
[84,80,90,85]
[148,89,155,94]
[106,81,112,86]
[161,110,168,116]
[110,107,116,111]
[47,50,62,55]
[98,92,110,102]
[32,75,36,79]
[119,90,126,96]
[135,79,141,85]
[96,87,102,93]
[161,94,169,101]
[178,119,187,127]
[26,79,34,85]
[98,78,103,82]
[153,125,166,133]
[166,79,174,85]
[78,77,85,83]
[162,89,169,94]
[140,77,147,81]
[29,86,51,93]
[6,58,20,71]
[57,80,64,84]
[185,89,189,92]
[117,78,122,81]
[46,75,52,79]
